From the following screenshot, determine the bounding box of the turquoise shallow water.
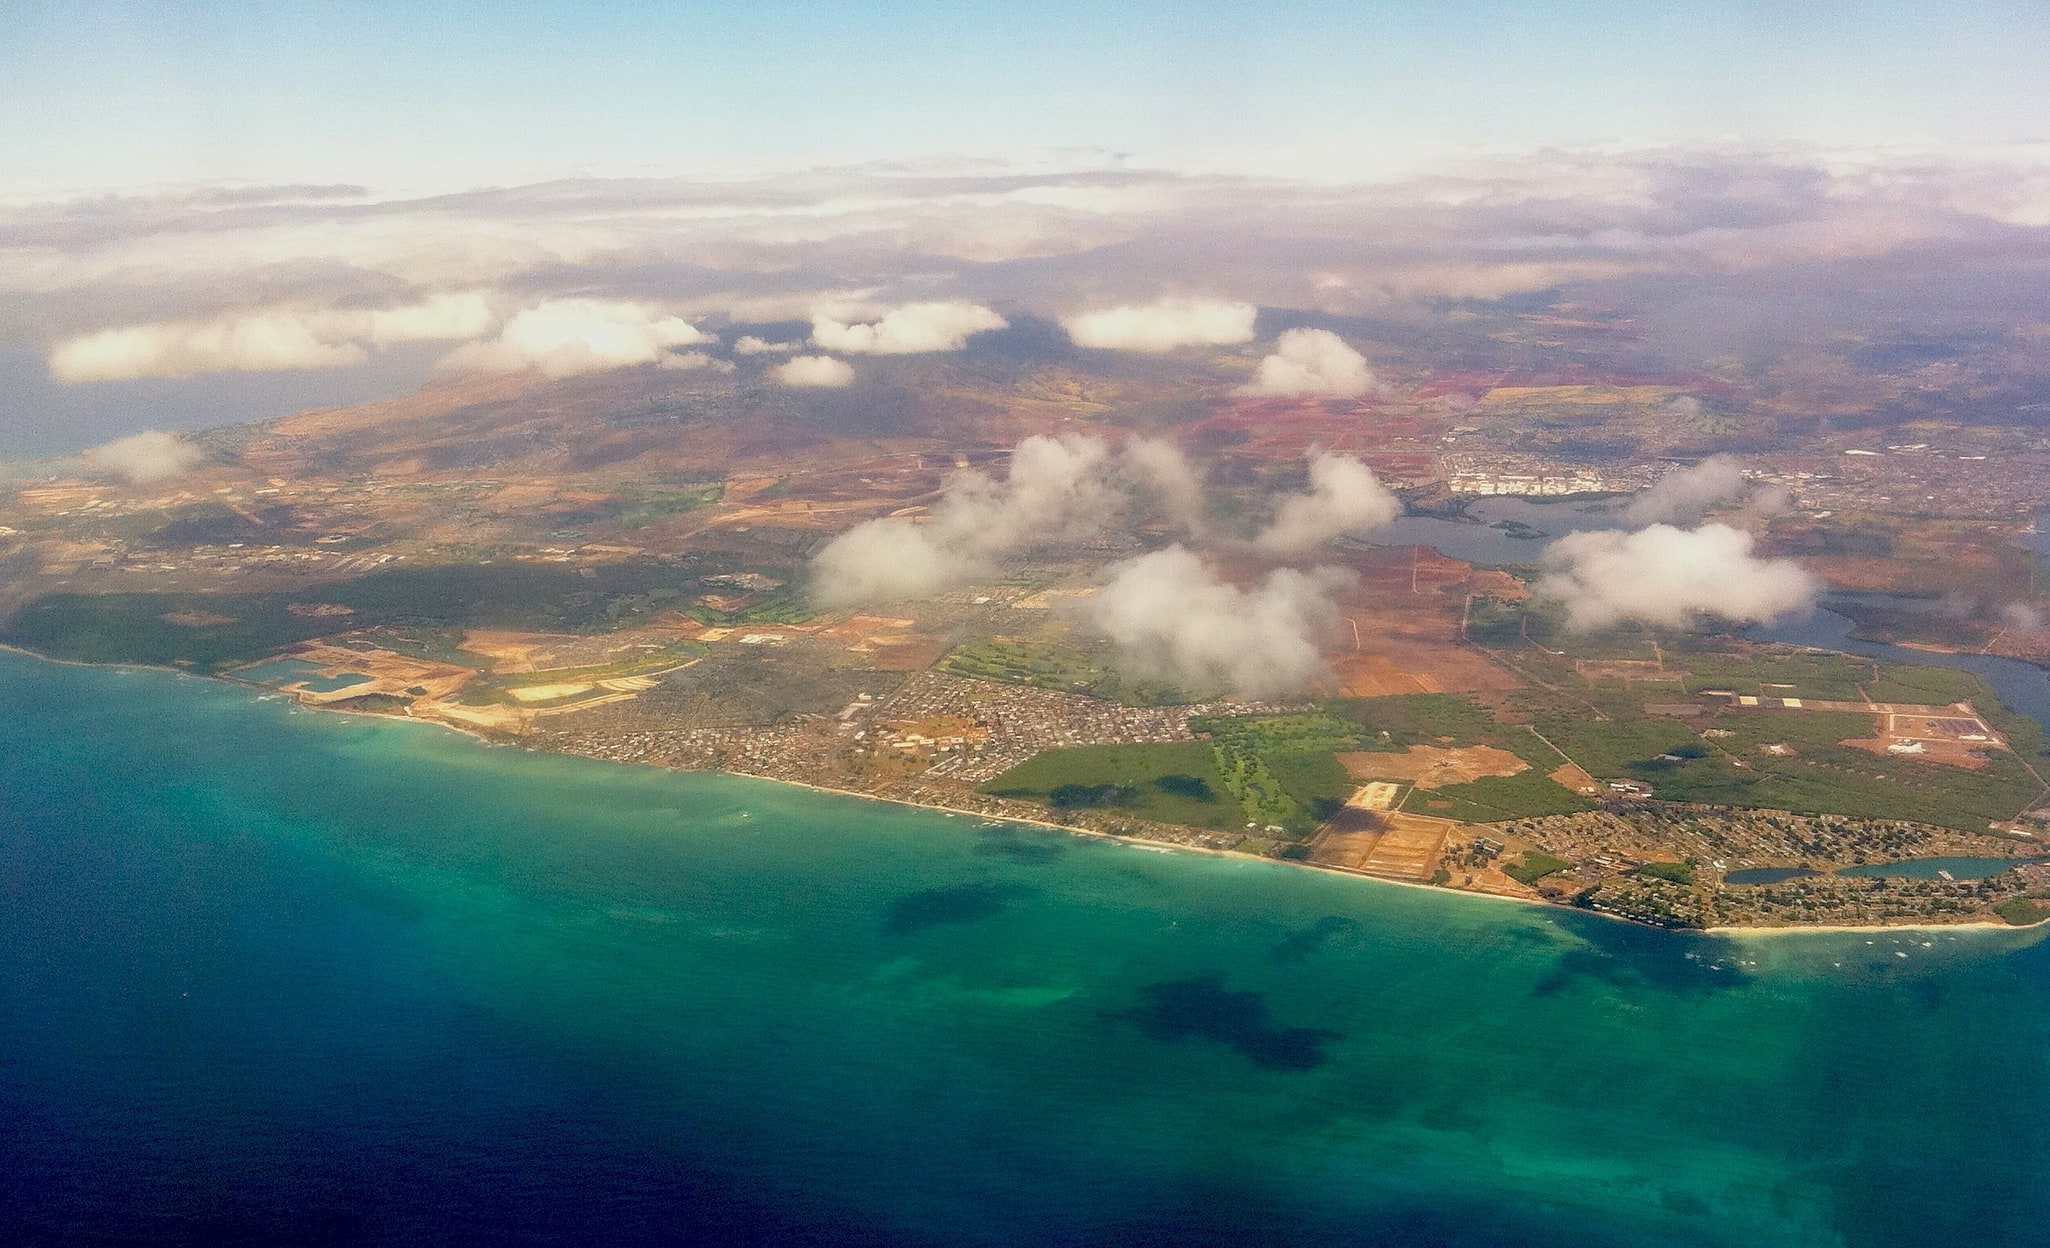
[4,648,2050,1247]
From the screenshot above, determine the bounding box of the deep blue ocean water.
[4,648,2050,1247]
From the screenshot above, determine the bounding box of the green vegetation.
[1505,851,1571,884]
[1,561,717,673]
[1047,783,1138,809]
[1993,897,2050,926]
[1637,860,1695,884]
[1533,717,1706,776]
[1413,769,1594,822]
[936,636,1188,705]
[1191,712,1370,834]
[1262,752,1356,822]
[981,741,1240,830]
[1322,694,1500,748]
[610,484,723,530]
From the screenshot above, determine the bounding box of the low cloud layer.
[1062,297,1257,352]
[1254,451,1402,555]
[1238,329,1377,398]
[1619,454,1751,525]
[18,146,2050,421]
[49,293,496,382]
[775,354,855,387]
[1535,523,1820,630]
[80,429,204,484]
[438,299,704,377]
[1068,546,1351,698]
[811,301,1006,354]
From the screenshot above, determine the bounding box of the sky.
[5,0,2048,195]
[2,1,2047,456]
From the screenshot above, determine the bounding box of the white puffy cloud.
[812,433,1124,605]
[1062,297,1258,352]
[1534,523,1820,630]
[1238,329,1378,398]
[732,335,799,354]
[1120,436,1208,534]
[1619,453,1750,525]
[1068,546,1351,698]
[774,354,855,387]
[50,315,369,382]
[80,430,204,484]
[1253,452,1401,555]
[46,293,498,382]
[804,519,981,605]
[657,350,734,373]
[438,298,705,378]
[810,301,1007,354]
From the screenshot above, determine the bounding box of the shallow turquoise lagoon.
[2,649,2047,1246]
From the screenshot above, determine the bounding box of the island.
[6,340,2050,932]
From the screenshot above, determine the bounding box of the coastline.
[3,639,2041,939]
[1706,920,2037,938]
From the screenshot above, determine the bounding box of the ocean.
[3,647,2048,1247]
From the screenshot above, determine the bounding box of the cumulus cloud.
[657,350,734,373]
[810,301,1007,354]
[1619,453,1750,525]
[80,430,204,484]
[775,354,855,387]
[1062,297,1257,352]
[438,298,704,378]
[811,434,1203,605]
[1238,328,1378,398]
[1068,546,1351,698]
[1120,436,1208,534]
[50,315,369,382]
[732,335,799,354]
[1253,452,1401,555]
[1534,523,1820,631]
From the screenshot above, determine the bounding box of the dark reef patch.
[972,826,1065,865]
[1113,975,1340,1071]
[1534,914,1742,997]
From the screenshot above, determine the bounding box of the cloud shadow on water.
[1270,915,1361,964]
[1112,975,1340,1071]
[882,882,1038,936]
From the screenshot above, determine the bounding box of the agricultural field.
[936,635,1188,705]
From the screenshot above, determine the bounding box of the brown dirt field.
[1548,762,1602,795]
[1841,735,1989,770]
[1309,813,1456,880]
[1468,569,1527,602]
[1323,546,1523,695]
[1330,654,1440,696]
[1337,744,1529,788]
[844,638,952,671]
